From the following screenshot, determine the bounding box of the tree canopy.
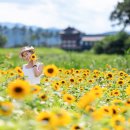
[93,31,130,54]
[0,34,7,47]
[110,0,130,29]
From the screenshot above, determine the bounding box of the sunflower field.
[1,47,130,130]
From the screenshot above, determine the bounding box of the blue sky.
[0,0,127,34]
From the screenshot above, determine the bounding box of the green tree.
[0,34,7,47]
[110,0,130,29]
[93,31,130,54]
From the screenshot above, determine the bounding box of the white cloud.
[0,0,42,5]
[0,0,125,33]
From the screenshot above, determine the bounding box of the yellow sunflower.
[77,92,96,109]
[111,99,122,106]
[106,64,111,68]
[125,99,130,106]
[31,85,41,94]
[118,71,125,77]
[0,70,7,75]
[7,79,31,99]
[53,109,71,126]
[85,105,95,113]
[111,115,125,127]
[92,90,103,98]
[75,70,80,74]
[92,109,104,120]
[100,106,111,116]
[71,125,83,130]
[111,90,120,96]
[0,101,13,116]
[106,72,113,80]
[30,54,37,61]
[15,66,24,77]
[39,93,48,101]
[91,85,101,91]
[60,80,66,85]
[36,111,59,128]
[80,86,84,91]
[110,105,120,116]
[78,78,83,82]
[43,64,58,77]
[8,71,16,77]
[52,84,60,91]
[58,69,63,72]
[69,77,75,83]
[88,79,95,83]
[91,86,103,98]
[63,94,76,104]
[37,111,50,122]
[116,79,124,86]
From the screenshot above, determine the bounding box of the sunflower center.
[56,83,59,85]
[108,74,112,78]
[89,108,94,112]
[127,100,130,104]
[112,109,117,115]
[14,87,23,93]
[118,81,123,84]
[89,80,92,82]
[41,95,46,99]
[67,97,72,100]
[83,74,87,76]
[42,117,50,122]
[48,68,54,73]
[120,73,123,76]
[55,86,58,89]
[45,79,48,81]
[70,79,74,82]
[57,113,63,117]
[114,92,118,94]
[33,88,37,91]
[62,81,65,84]
[93,75,97,78]
[18,70,22,73]
[79,79,82,81]
[95,92,99,95]
[10,73,14,75]
[74,126,81,129]
[104,108,109,112]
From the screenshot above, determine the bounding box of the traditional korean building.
[60,27,83,50]
[60,27,111,51]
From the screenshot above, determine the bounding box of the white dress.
[22,63,43,85]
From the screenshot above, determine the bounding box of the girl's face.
[22,51,32,61]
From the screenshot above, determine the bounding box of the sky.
[0,0,127,34]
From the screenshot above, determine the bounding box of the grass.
[0,47,130,72]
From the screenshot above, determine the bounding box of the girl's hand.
[32,60,37,66]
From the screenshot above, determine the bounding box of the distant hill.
[85,31,130,37]
[0,22,60,32]
[0,22,61,47]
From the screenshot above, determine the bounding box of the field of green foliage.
[1,47,130,72]
[1,47,130,130]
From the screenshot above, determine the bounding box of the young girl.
[19,46,44,85]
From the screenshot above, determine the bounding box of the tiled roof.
[82,36,104,42]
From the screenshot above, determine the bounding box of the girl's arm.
[33,61,44,77]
